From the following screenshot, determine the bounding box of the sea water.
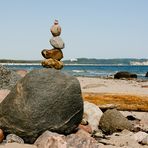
[5,64,148,79]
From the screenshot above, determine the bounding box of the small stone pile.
[41,20,65,69]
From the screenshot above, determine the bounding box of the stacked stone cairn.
[41,20,65,69]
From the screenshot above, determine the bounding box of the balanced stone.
[50,36,65,49]
[50,20,61,37]
[0,69,83,143]
[41,58,64,69]
[41,49,63,60]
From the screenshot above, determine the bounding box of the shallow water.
[5,64,148,79]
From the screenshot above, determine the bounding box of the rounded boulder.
[0,69,83,143]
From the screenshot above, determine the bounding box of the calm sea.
[5,64,148,79]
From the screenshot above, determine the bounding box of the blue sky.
[0,0,148,60]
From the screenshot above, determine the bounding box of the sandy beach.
[0,70,148,147]
[77,77,148,96]
[77,77,148,111]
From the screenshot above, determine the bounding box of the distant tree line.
[0,58,148,65]
[64,58,148,65]
[0,59,41,63]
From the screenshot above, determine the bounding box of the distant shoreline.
[0,58,148,66]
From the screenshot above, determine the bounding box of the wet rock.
[0,69,83,143]
[0,65,21,89]
[50,36,65,49]
[6,134,24,144]
[114,71,137,79]
[146,72,148,77]
[99,109,134,134]
[84,101,103,132]
[34,131,66,148]
[41,49,63,60]
[41,58,64,69]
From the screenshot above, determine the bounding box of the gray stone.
[6,134,24,144]
[50,36,65,49]
[0,65,21,89]
[0,69,83,143]
[99,109,134,134]
[114,71,137,79]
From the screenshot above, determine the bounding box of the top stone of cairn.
[50,20,61,37]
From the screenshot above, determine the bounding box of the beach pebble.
[98,104,117,112]
[50,36,65,49]
[92,129,105,138]
[0,129,4,143]
[99,109,134,134]
[141,135,148,145]
[133,131,148,142]
[34,131,66,148]
[66,131,99,148]
[6,134,24,144]
[84,101,103,131]
[80,118,88,125]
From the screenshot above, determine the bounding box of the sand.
[77,77,148,111]
[77,77,148,96]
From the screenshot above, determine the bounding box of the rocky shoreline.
[0,65,148,147]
